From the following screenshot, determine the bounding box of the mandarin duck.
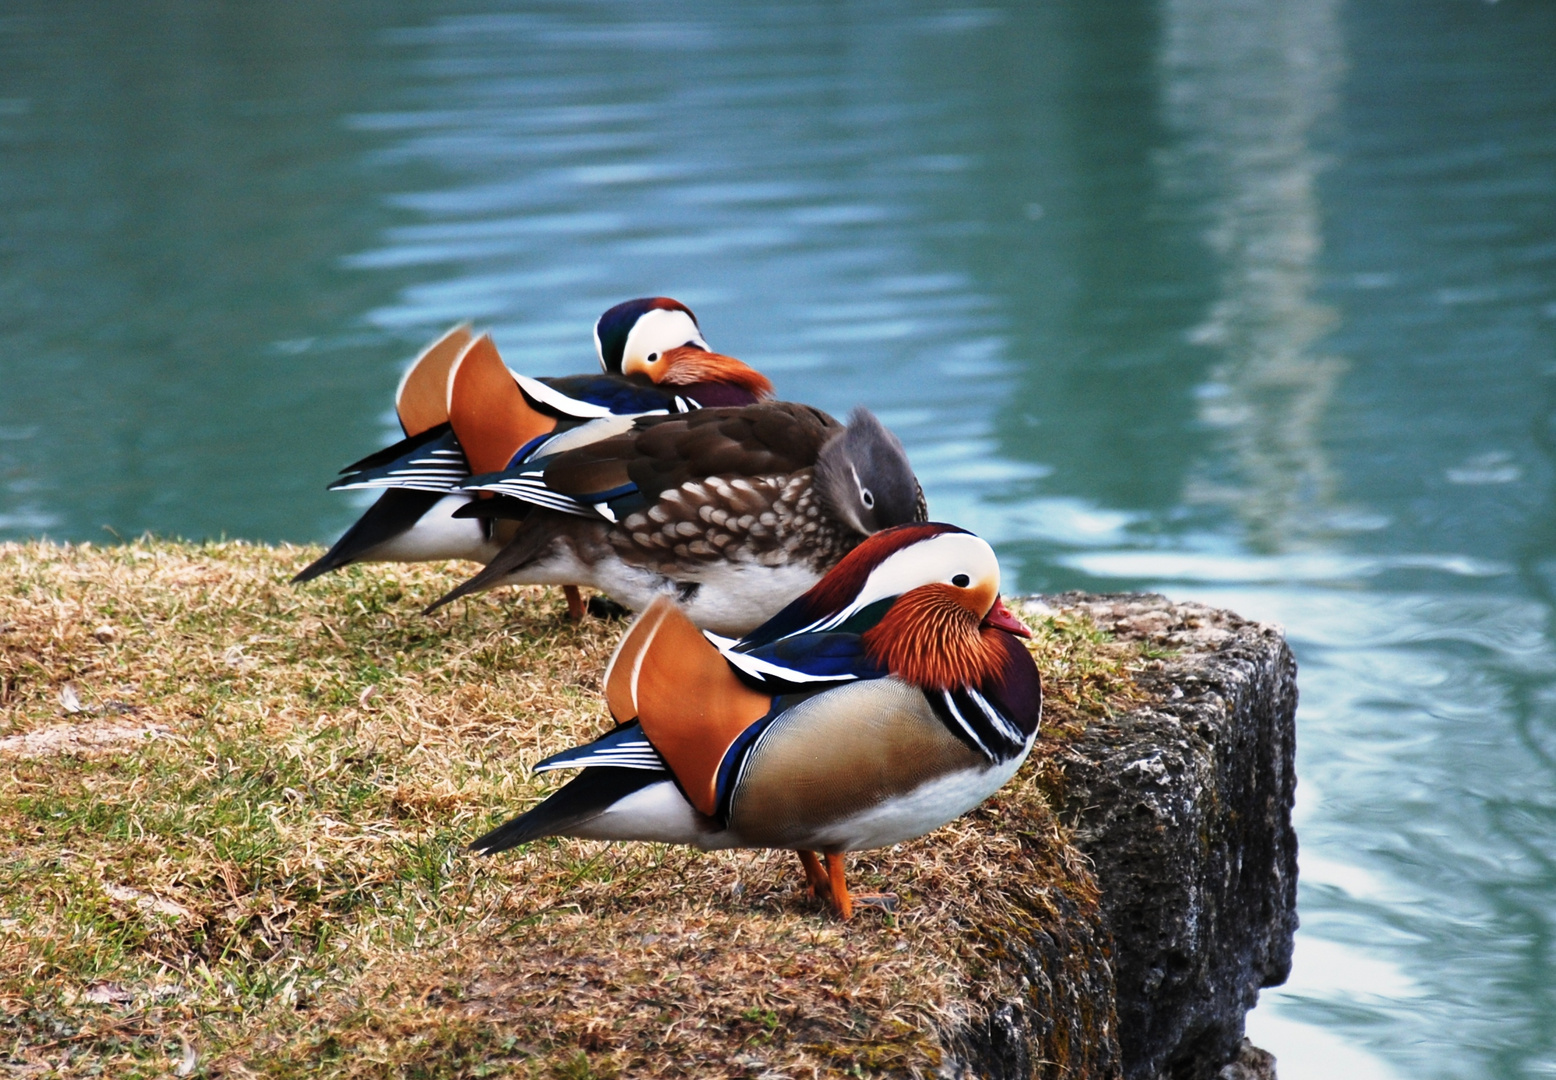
[424,401,928,634]
[293,298,773,618]
[469,522,1042,920]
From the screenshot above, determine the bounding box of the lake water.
[4,2,1555,1075]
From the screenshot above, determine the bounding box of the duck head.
[859,547,1031,691]
[737,521,1041,741]
[814,408,926,537]
[594,297,709,376]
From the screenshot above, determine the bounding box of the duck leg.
[824,853,898,920]
[796,850,833,904]
[564,585,585,622]
[824,853,854,920]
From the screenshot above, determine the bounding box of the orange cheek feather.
[862,585,1008,691]
[653,347,774,399]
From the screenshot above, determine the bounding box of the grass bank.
[0,540,1145,1078]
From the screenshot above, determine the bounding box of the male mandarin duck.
[469,522,1042,920]
[424,401,928,634]
[293,298,773,618]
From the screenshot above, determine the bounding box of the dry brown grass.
[0,540,1147,1078]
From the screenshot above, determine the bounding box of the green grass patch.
[1,539,1144,1077]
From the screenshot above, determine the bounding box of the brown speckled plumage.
[427,403,925,633]
[612,472,858,575]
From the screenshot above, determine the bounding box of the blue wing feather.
[537,374,689,415]
[715,630,887,693]
[752,633,880,681]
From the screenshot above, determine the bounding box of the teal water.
[4,2,1555,1075]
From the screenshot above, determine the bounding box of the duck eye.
[860,488,874,509]
[646,351,659,363]
[952,574,971,588]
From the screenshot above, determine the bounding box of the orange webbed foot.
[824,853,855,920]
[821,854,897,920]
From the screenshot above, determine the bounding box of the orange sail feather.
[395,324,471,436]
[446,334,558,476]
[621,598,772,816]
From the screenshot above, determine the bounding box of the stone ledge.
[1033,593,1297,1080]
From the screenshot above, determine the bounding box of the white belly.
[478,547,823,635]
[366,494,501,564]
[565,779,723,844]
[795,745,1034,853]
[550,734,1033,859]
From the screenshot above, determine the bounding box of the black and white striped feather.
[926,687,1031,764]
[460,470,599,518]
[330,428,469,494]
[532,723,667,774]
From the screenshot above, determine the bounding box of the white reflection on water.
[939,496,1143,552]
[1065,550,1511,583]
[1159,0,1348,556]
[1177,581,1556,1078]
[1246,1007,1405,1080]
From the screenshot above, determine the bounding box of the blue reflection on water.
[3,1,1556,1075]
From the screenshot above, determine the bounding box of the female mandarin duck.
[293,298,774,619]
[469,522,1042,920]
[424,401,928,634]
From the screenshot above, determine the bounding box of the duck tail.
[420,517,559,613]
[468,767,666,855]
[293,489,445,583]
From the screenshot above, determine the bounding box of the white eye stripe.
[796,533,1001,635]
[849,465,875,508]
[622,309,708,367]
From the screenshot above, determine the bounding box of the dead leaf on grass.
[0,722,170,760]
[82,982,134,1005]
[103,883,193,921]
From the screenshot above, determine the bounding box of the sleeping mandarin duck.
[469,522,1042,920]
[293,298,773,612]
[424,401,928,634]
